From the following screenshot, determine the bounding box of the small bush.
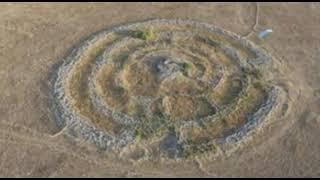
[182,62,193,76]
[135,128,145,142]
[133,28,156,41]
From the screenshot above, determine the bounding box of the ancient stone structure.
[49,19,286,159]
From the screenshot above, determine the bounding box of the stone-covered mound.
[49,19,286,160]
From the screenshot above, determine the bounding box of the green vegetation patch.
[132,28,156,41]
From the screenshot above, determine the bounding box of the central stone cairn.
[50,19,284,160]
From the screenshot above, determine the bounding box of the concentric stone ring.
[49,19,286,159]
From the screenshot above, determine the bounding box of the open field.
[0,2,319,177]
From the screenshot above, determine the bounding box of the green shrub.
[182,62,193,76]
[133,28,156,41]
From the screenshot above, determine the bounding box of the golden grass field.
[0,2,319,177]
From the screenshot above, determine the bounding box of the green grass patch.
[182,62,193,76]
[135,128,145,142]
[132,28,156,41]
